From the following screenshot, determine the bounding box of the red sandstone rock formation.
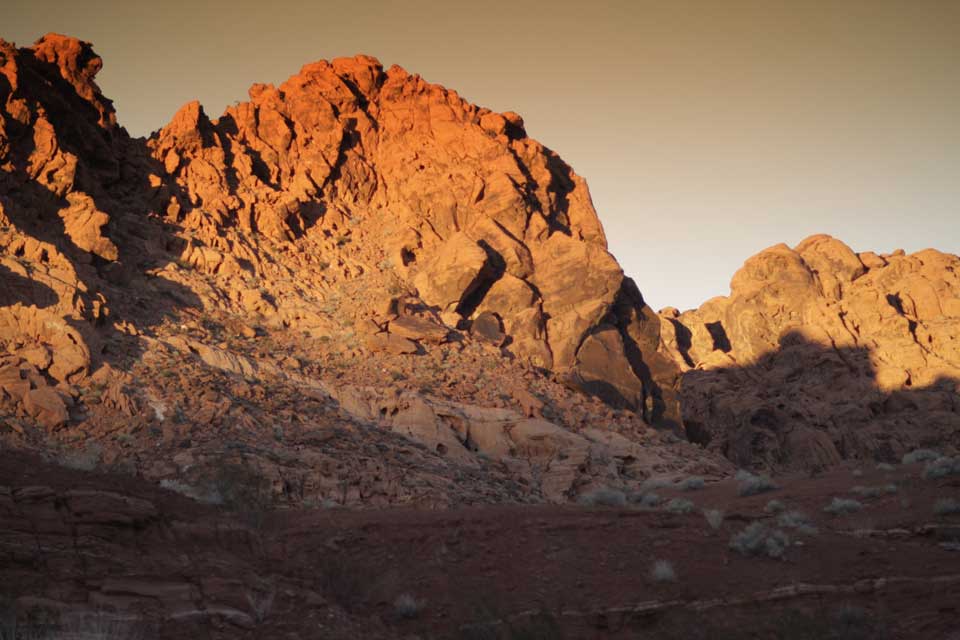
[661,235,960,469]
[0,33,956,484]
[0,33,707,505]
[0,34,679,432]
[145,53,680,424]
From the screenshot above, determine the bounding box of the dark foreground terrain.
[3,450,959,639]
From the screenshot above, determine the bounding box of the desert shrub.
[737,472,779,497]
[578,487,626,508]
[703,508,724,530]
[729,522,790,558]
[506,611,563,640]
[851,469,863,478]
[933,498,960,516]
[159,478,224,505]
[246,583,275,624]
[850,484,898,499]
[774,605,888,640]
[640,477,673,492]
[678,476,705,491]
[735,469,755,482]
[824,498,863,515]
[59,443,103,472]
[52,612,137,639]
[902,448,940,464]
[0,596,64,640]
[876,462,896,472]
[923,456,960,479]
[630,492,662,508]
[211,462,273,529]
[318,557,371,612]
[649,559,677,583]
[665,498,695,514]
[777,510,818,535]
[460,609,563,640]
[393,593,423,619]
[764,499,786,514]
[0,598,16,640]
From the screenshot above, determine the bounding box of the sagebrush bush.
[649,559,677,583]
[578,487,627,508]
[59,444,103,472]
[394,593,422,619]
[850,484,898,499]
[777,510,818,535]
[665,498,695,514]
[641,477,673,492]
[246,585,275,624]
[774,605,888,640]
[737,472,779,497]
[764,499,786,514]
[729,522,790,558]
[902,449,940,464]
[824,497,863,515]
[933,498,960,516]
[923,457,960,480]
[159,478,224,505]
[876,462,896,472]
[630,492,662,508]
[703,508,724,530]
[678,476,705,491]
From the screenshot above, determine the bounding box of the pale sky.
[6,0,959,310]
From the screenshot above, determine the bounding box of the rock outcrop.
[662,235,960,470]
[0,33,711,508]
[0,33,679,443]
[2,32,957,487]
[145,53,680,425]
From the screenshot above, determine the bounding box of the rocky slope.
[661,235,960,470]
[1,33,957,496]
[0,33,715,509]
[2,31,959,639]
[3,449,959,639]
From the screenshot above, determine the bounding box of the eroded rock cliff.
[661,234,960,469]
[0,34,706,506]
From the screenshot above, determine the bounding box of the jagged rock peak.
[0,33,683,435]
[144,48,680,423]
[11,33,116,128]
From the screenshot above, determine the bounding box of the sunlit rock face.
[0,33,707,507]
[661,234,960,470]
[0,33,682,426]
[145,52,682,425]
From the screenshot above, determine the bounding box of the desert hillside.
[1,34,720,510]
[1,33,959,640]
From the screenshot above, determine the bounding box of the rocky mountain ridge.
[0,32,957,508]
[0,33,710,508]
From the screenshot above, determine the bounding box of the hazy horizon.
[6,0,959,311]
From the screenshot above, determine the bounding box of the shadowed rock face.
[661,234,960,470]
